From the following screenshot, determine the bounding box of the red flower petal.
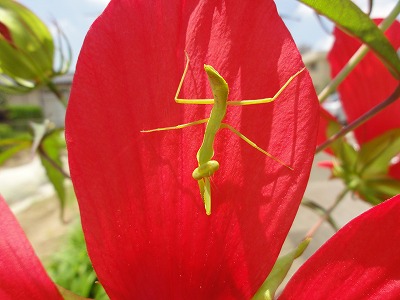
[389,159,400,180]
[317,160,334,169]
[280,194,400,298]
[328,19,400,145]
[0,195,62,299]
[65,0,318,298]
[0,21,12,44]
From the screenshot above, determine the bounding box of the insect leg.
[141,118,209,132]
[227,67,305,106]
[174,51,215,105]
[220,123,293,170]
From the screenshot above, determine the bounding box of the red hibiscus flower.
[64,0,318,298]
[280,194,400,299]
[317,20,400,204]
[2,3,400,298]
[331,19,400,180]
[2,192,400,298]
[328,19,400,145]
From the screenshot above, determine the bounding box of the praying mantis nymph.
[142,52,305,215]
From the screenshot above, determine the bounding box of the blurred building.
[302,51,346,123]
[302,51,331,94]
[5,73,73,128]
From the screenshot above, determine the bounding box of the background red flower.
[280,194,400,299]
[324,19,400,186]
[328,19,400,145]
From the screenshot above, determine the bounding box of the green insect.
[142,52,305,215]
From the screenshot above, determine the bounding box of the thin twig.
[38,145,71,179]
[47,81,68,108]
[316,84,400,153]
[305,188,349,239]
[367,0,373,16]
[318,1,400,103]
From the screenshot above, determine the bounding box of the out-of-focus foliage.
[0,121,69,220]
[0,0,71,94]
[0,0,71,219]
[322,123,400,205]
[46,224,109,300]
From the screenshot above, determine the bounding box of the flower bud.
[0,0,71,94]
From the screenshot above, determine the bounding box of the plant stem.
[47,81,68,108]
[38,145,71,179]
[305,188,349,239]
[316,84,400,153]
[318,1,400,103]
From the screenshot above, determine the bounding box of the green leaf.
[357,128,400,176]
[30,120,50,154]
[0,140,31,165]
[0,137,31,146]
[358,176,400,205]
[354,175,400,205]
[326,121,357,171]
[367,177,400,198]
[47,225,109,299]
[252,238,311,300]
[39,131,67,220]
[29,121,63,152]
[357,183,386,206]
[0,75,34,94]
[298,0,400,78]
[328,128,357,172]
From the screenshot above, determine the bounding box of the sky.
[17,0,398,70]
